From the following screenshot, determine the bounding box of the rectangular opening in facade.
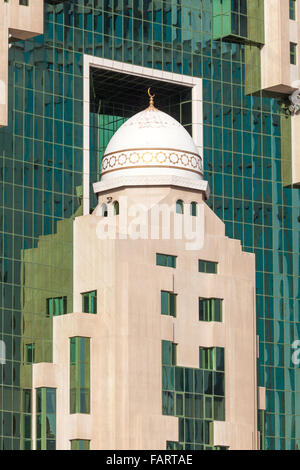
[89,67,192,208]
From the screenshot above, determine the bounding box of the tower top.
[147,88,156,110]
[99,96,203,183]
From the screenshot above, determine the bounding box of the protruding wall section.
[213,0,300,187]
[30,183,258,450]
[0,0,43,127]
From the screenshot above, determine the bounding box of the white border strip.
[83,55,203,215]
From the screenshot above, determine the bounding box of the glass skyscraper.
[0,0,299,450]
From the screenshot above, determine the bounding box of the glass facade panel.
[0,0,298,451]
[21,389,32,450]
[163,341,225,450]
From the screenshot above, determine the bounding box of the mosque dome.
[100,92,203,182]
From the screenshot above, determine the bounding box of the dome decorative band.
[101,148,203,176]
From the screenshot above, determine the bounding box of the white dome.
[100,105,203,182]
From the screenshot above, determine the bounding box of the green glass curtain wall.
[162,341,225,450]
[0,0,298,451]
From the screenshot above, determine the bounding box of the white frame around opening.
[83,55,203,215]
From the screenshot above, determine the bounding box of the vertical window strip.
[190,202,197,216]
[161,291,177,317]
[176,199,184,214]
[25,343,35,363]
[113,200,119,215]
[36,387,56,450]
[70,337,90,414]
[290,0,296,20]
[290,42,297,64]
[162,340,177,366]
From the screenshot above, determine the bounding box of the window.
[70,337,90,414]
[82,290,97,314]
[25,343,35,364]
[190,202,197,216]
[290,42,297,64]
[199,347,224,371]
[113,201,119,215]
[156,253,176,268]
[70,440,90,450]
[176,199,184,214]
[36,388,56,450]
[199,298,222,322]
[198,259,218,274]
[162,340,177,366]
[46,296,67,317]
[19,0,29,5]
[290,0,296,20]
[161,291,177,317]
[100,203,108,217]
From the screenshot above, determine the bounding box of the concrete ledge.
[93,175,210,200]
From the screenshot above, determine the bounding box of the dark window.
[199,298,222,322]
[198,259,218,274]
[176,200,184,214]
[199,347,225,371]
[161,291,177,317]
[101,203,108,217]
[162,340,177,366]
[156,253,176,268]
[82,290,97,314]
[46,296,67,317]
[290,42,297,64]
[113,201,119,215]
[70,440,90,450]
[190,202,197,216]
[25,343,35,364]
[290,0,296,20]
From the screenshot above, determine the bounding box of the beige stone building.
[26,99,263,450]
[260,0,300,187]
[0,0,43,127]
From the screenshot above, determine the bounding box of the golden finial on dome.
[147,88,156,109]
